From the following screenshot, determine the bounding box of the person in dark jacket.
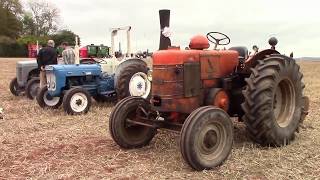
[37,40,57,87]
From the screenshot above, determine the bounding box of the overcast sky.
[24,0,320,57]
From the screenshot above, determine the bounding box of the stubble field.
[0,58,319,179]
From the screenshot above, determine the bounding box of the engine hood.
[16,60,37,67]
[46,64,102,77]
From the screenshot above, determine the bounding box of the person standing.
[37,40,57,88]
[61,42,75,64]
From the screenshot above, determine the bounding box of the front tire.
[9,77,24,96]
[242,55,305,146]
[180,106,233,170]
[62,87,92,115]
[36,86,62,109]
[109,96,156,148]
[25,78,40,100]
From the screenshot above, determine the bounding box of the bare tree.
[0,0,23,15]
[24,0,60,36]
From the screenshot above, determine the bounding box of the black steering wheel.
[206,32,230,49]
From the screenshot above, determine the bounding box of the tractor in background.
[9,58,98,100]
[36,64,117,115]
[109,10,309,170]
[9,60,39,99]
[36,26,151,115]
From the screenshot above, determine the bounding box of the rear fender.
[241,49,280,73]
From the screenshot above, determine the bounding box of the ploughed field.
[0,58,319,179]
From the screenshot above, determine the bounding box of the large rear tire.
[25,78,40,100]
[36,86,62,109]
[109,96,156,148]
[242,55,305,146]
[116,62,151,100]
[9,77,24,96]
[180,106,233,170]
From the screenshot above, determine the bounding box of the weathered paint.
[151,49,238,114]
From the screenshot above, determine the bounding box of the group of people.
[37,40,76,87]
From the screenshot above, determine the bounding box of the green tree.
[51,29,80,47]
[22,12,36,36]
[0,0,23,42]
[17,35,49,46]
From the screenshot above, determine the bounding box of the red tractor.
[108,10,309,170]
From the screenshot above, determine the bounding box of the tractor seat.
[229,46,248,60]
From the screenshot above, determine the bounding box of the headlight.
[147,70,152,81]
[47,79,51,87]
[46,73,56,90]
[51,82,56,89]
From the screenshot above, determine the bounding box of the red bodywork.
[151,48,239,114]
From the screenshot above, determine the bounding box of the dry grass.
[0,58,319,179]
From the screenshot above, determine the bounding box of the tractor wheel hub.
[70,93,88,113]
[129,72,151,99]
[273,78,296,128]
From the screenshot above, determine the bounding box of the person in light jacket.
[61,42,75,64]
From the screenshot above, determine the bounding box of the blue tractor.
[36,59,151,115]
[9,58,98,100]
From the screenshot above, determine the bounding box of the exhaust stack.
[159,9,171,50]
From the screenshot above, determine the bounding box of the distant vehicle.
[36,26,151,114]
[9,58,98,99]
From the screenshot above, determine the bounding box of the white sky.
[23,0,320,57]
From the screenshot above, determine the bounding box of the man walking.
[37,40,57,88]
[61,42,75,64]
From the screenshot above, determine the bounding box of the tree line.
[0,0,80,56]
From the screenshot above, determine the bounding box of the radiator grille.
[17,67,23,80]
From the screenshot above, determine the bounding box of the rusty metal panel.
[152,65,184,98]
[153,65,183,83]
[202,79,220,88]
[152,96,200,114]
[200,51,239,78]
[153,82,184,97]
[184,62,200,97]
[200,54,220,79]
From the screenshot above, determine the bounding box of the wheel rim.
[44,91,60,106]
[273,78,296,128]
[129,72,151,99]
[70,93,88,113]
[30,83,39,98]
[123,106,151,142]
[197,121,227,160]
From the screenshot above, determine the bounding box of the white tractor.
[91,26,152,100]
